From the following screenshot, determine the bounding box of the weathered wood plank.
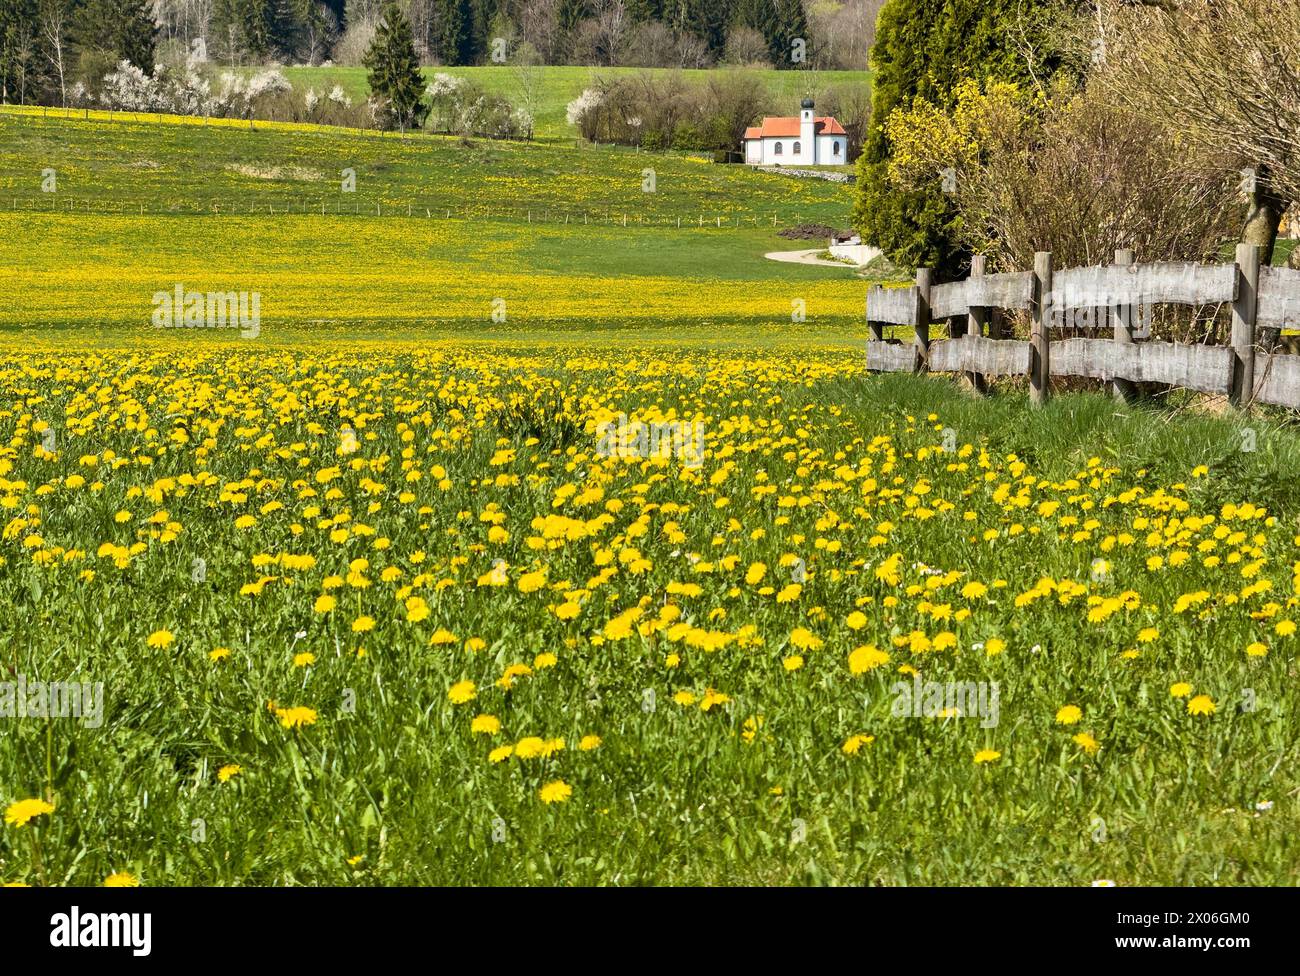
[867,285,917,326]
[927,335,1030,376]
[1253,352,1300,408]
[915,268,932,367]
[929,280,967,320]
[973,271,1035,311]
[927,271,1034,319]
[1257,267,1300,329]
[1052,262,1236,310]
[865,340,918,373]
[1050,338,1233,394]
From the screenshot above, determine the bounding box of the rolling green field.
[3,110,868,341]
[4,110,1300,888]
[2,109,854,227]
[261,64,872,141]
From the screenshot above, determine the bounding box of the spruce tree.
[735,0,806,68]
[437,0,475,66]
[74,0,157,71]
[363,1,428,130]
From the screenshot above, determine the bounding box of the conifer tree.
[363,1,429,130]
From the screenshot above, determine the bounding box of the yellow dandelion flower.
[1055,705,1083,725]
[447,680,476,705]
[539,780,572,804]
[275,706,318,730]
[4,798,54,827]
[841,733,875,755]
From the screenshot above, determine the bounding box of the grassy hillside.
[0,109,869,341]
[263,64,872,141]
[0,109,854,227]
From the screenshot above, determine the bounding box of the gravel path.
[763,248,857,269]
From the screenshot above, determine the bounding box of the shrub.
[853,0,1079,278]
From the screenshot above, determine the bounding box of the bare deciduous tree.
[519,0,562,65]
[1102,0,1300,267]
[39,0,71,106]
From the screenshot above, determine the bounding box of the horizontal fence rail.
[865,247,1300,410]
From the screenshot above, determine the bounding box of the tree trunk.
[1243,163,1289,267]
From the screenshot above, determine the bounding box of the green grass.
[2,353,1299,886]
[4,108,1298,888]
[263,64,872,141]
[0,109,854,227]
[2,212,868,342]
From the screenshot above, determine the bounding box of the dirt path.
[764,248,856,269]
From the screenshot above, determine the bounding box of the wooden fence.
[866,246,1300,409]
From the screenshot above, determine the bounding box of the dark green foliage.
[853,0,1071,279]
[73,0,156,71]
[438,0,476,66]
[1,0,44,103]
[363,1,428,130]
[733,0,808,67]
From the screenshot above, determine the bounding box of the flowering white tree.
[566,87,601,126]
[99,60,159,111]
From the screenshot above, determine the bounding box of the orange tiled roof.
[744,116,846,139]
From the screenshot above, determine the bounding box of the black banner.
[0,886,1290,962]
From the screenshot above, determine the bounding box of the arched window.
[774,142,783,156]
[793,141,802,155]
[833,141,842,156]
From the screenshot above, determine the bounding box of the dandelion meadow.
[1,334,1299,885]
[3,110,1299,889]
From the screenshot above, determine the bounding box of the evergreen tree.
[852,0,1069,278]
[1,0,44,103]
[625,0,663,23]
[677,0,728,53]
[73,0,157,71]
[363,1,428,129]
[735,0,806,68]
[556,0,587,40]
[437,0,475,66]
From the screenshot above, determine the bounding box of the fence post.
[1113,249,1137,403]
[965,255,989,394]
[967,255,988,338]
[1030,251,1053,406]
[914,268,932,373]
[867,284,883,344]
[1231,242,1260,408]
